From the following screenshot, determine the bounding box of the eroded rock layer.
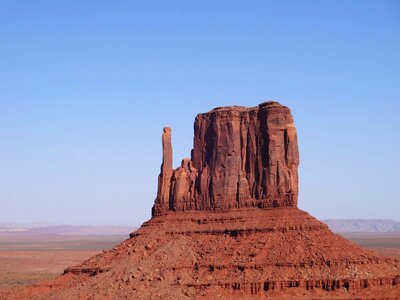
[8,208,399,299]
[153,101,299,216]
[6,100,399,300]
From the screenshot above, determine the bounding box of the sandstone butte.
[4,101,399,300]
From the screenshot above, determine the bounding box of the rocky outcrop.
[153,101,299,216]
[54,208,399,299]
[8,99,399,300]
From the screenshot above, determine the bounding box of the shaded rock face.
[153,101,299,216]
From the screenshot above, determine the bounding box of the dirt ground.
[0,234,127,292]
[0,232,398,293]
[341,232,400,260]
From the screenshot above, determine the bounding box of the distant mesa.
[7,101,400,299]
[325,219,400,233]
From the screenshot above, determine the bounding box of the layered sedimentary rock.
[153,101,299,216]
[10,208,399,299]
[6,100,399,300]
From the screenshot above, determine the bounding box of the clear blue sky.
[1,1,399,225]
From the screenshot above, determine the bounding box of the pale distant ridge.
[324,219,400,232]
[0,224,135,236]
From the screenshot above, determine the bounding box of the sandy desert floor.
[0,232,398,293]
[0,234,126,293]
[341,232,400,260]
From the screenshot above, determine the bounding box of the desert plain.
[0,228,128,294]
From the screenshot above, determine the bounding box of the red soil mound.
[6,208,399,299]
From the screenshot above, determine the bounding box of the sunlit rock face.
[153,101,299,216]
[10,100,399,300]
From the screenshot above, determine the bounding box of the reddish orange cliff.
[153,101,299,216]
[5,100,399,300]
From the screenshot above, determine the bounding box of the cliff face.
[153,101,299,216]
[10,99,399,300]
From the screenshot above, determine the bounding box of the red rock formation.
[153,101,299,216]
[152,127,173,215]
[8,208,399,299]
[6,100,399,300]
